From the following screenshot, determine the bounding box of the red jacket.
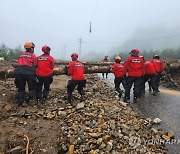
[111,62,125,77]
[145,60,156,74]
[15,51,37,75]
[123,56,145,77]
[68,61,85,80]
[17,51,37,66]
[36,54,54,77]
[151,59,165,73]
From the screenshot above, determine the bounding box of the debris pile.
[0,74,174,153]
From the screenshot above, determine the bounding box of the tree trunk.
[0,61,179,79]
[0,65,111,79]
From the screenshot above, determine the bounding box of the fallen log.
[0,61,180,80]
[1,60,114,67]
[0,65,111,79]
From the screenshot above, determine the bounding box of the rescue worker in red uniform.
[36,45,54,105]
[14,42,37,106]
[151,55,165,92]
[123,49,145,103]
[67,53,86,106]
[111,56,126,98]
[142,57,158,95]
[102,55,109,78]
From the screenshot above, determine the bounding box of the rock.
[111,150,118,154]
[121,128,129,136]
[76,102,85,110]
[71,124,78,132]
[97,127,102,133]
[89,122,95,128]
[98,114,103,124]
[68,145,74,154]
[153,118,161,124]
[119,101,127,107]
[58,107,65,111]
[146,123,152,129]
[139,148,146,154]
[99,142,106,149]
[102,135,110,142]
[70,136,75,144]
[46,112,55,119]
[162,135,170,141]
[89,150,97,154]
[109,123,116,129]
[167,131,174,138]
[18,109,26,117]
[58,111,66,116]
[78,129,85,135]
[97,138,103,145]
[118,133,123,139]
[110,131,119,138]
[84,144,91,152]
[105,140,113,151]
[75,138,83,145]
[151,128,158,134]
[134,125,140,131]
[4,104,12,111]
[89,133,101,138]
[146,118,152,123]
[147,143,156,149]
[40,148,48,152]
[37,110,44,116]
[66,105,73,109]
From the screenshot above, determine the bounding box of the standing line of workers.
[14,41,86,107]
[111,48,165,103]
[14,42,165,107]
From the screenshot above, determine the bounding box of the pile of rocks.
[49,74,171,153]
[0,74,174,153]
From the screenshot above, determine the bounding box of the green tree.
[0,44,22,60]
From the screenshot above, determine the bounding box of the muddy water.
[99,73,180,154]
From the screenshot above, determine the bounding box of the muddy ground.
[0,73,175,154]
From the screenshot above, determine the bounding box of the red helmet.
[42,45,51,53]
[71,53,78,59]
[130,48,139,55]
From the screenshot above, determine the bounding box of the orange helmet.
[24,42,35,49]
[71,53,78,59]
[42,45,51,53]
[115,56,122,61]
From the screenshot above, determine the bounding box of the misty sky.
[1,0,180,60]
